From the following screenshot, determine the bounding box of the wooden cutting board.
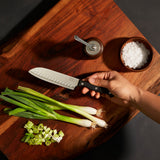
[0,0,160,159]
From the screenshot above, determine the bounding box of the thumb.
[89,78,109,88]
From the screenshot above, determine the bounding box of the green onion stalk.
[0,95,92,127]
[0,86,108,128]
[3,88,98,115]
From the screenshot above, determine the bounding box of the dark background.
[0,0,160,160]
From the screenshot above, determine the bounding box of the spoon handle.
[74,35,93,49]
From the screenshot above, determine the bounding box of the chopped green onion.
[21,121,64,146]
[58,130,64,137]
[24,120,34,129]
[45,140,51,146]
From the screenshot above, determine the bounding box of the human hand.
[82,71,140,106]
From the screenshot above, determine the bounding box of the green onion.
[0,86,108,128]
[18,86,107,128]
[8,108,26,116]
[11,110,49,119]
[0,95,92,127]
[0,95,48,117]
[3,88,98,115]
[21,121,64,146]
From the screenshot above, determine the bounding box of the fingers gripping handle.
[78,80,114,97]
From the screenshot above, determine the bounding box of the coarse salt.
[122,41,150,69]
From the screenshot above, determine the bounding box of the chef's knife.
[29,67,113,97]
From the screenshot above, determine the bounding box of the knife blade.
[29,67,113,97]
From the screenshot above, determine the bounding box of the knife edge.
[29,67,79,90]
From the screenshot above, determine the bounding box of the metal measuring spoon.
[74,35,96,51]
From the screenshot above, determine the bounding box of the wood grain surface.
[0,0,160,159]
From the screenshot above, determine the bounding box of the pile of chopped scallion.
[21,120,64,146]
[0,86,108,128]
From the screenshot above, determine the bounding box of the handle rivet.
[81,82,84,85]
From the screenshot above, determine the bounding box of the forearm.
[83,71,160,124]
[132,88,160,123]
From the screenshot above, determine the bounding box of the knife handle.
[78,80,114,97]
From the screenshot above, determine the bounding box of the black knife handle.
[78,80,114,97]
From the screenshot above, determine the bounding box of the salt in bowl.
[120,37,153,71]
